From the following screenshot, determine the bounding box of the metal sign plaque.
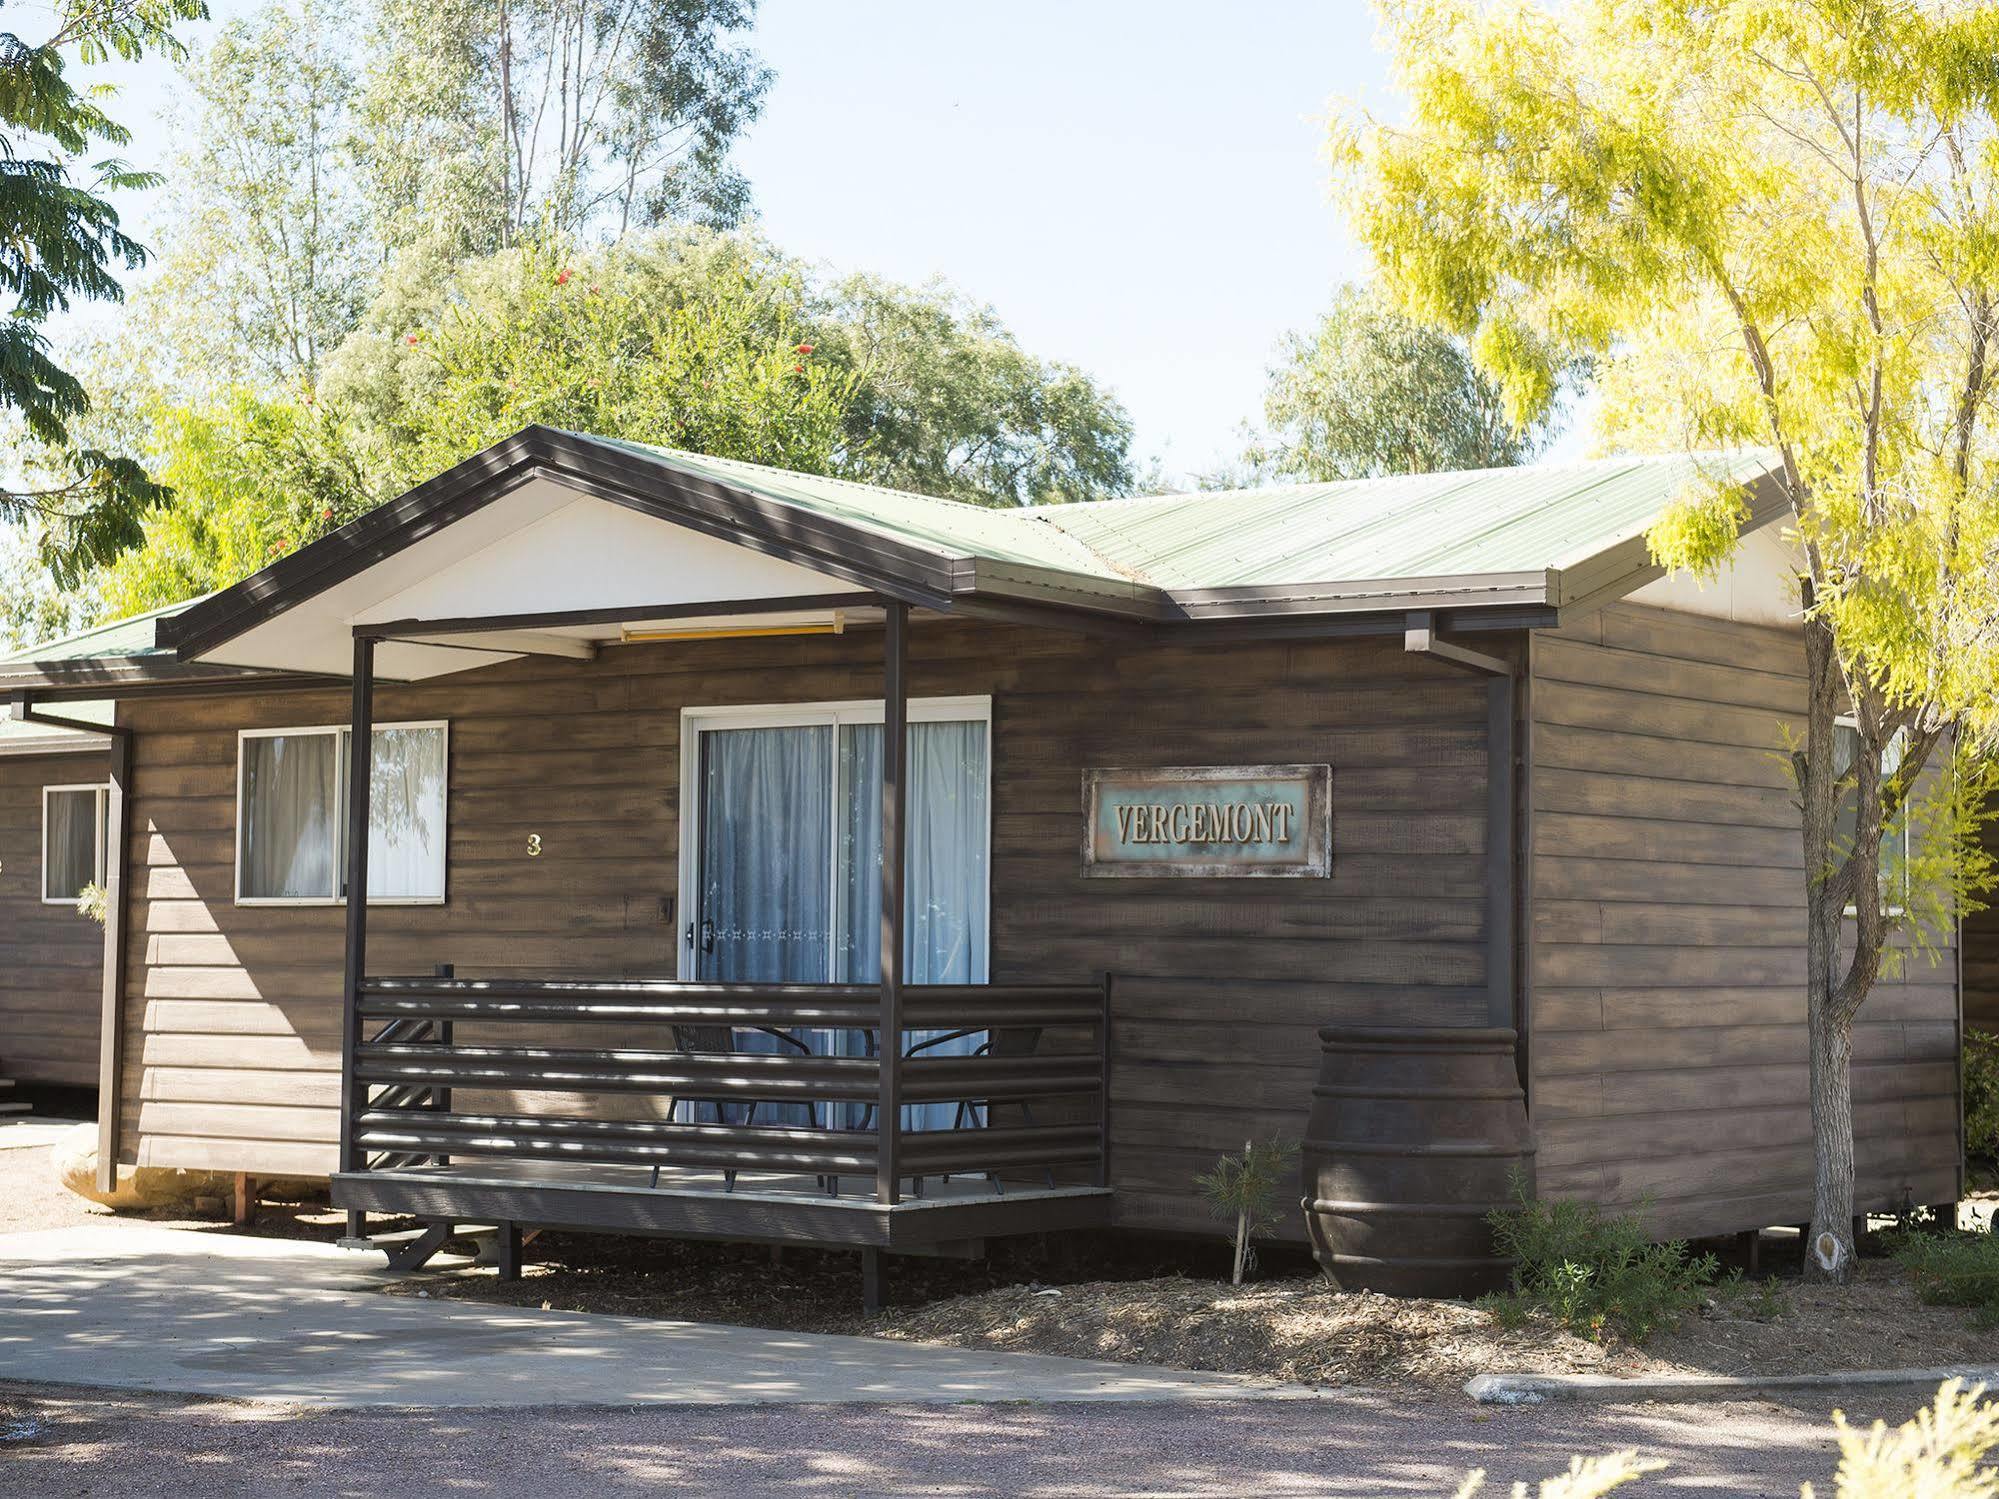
[1081,764,1332,879]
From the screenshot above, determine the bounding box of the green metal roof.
[1024,449,1780,591]
[581,435,1780,596]
[0,597,204,665]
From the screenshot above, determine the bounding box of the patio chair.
[659,1023,819,1193]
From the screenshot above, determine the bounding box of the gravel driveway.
[0,1382,1918,1496]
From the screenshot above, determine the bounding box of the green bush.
[1965,1030,1999,1166]
[1485,1183,1719,1344]
[1895,1230,1999,1328]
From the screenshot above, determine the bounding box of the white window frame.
[676,695,994,983]
[41,782,108,906]
[234,720,451,907]
[1835,713,1910,919]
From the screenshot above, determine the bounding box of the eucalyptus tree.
[1337,0,1999,1281]
[1247,282,1557,482]
[354,0,770,258]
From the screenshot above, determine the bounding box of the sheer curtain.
[240,734,339,899]
[696,725,833,1126]
[366,727,448,900]
[838,720,990,1130]
[43,790,97,901]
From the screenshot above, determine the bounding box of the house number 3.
[527,834,542,858]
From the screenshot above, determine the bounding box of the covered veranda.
[151,430,1134,1302]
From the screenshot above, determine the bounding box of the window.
[1834,716,1911,915]
[42,784,107,905]
[237,722,449,905]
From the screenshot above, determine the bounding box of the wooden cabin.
[0,430,1964,1292]
[0,693,114,1091]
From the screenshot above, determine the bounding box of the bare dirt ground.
[6,1138,1993,1396]
[0,1380,1928,1497]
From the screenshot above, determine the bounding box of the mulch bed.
[376,1223,1999,1393]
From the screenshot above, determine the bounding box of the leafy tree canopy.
[0,0,204,585]
[1336,0,1999,1281]
[1243,282,1556,483]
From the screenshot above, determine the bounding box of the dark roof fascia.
[1160,570,1553,621]
[2,662,342,704]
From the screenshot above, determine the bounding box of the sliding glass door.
[685,698,992,1130]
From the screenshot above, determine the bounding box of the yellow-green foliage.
[1456,1453,1666,1499]
[1468,1380,1999,1497]
[1804,1380,1999,1499]
[1333,0,1999,758]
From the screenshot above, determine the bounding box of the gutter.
[14,696,132,1195]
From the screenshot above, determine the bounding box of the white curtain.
[241,734,339,898]
[838,720,990,1130]
[43,789,97,901]
[366,727,448,900]
[696,725,833,1126]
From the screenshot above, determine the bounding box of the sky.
[47,1,1576,487]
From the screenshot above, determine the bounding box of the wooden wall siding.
[1966,810,1999,1034]
[1528,604,1961,1239]
[0,751,109,1086]
[116,622,1502,1236]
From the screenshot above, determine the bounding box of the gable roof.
[149,426,1786,670]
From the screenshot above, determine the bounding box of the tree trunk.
[1806,1003,1857,1279]
[1800,609,1857,1282]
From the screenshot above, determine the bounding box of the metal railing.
[343,975,1110,1199]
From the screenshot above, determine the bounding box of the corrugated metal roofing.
[583,435,1780,594]
[0,597,203,665]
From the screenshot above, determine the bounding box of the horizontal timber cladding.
[1527,604,1962,1239]
[115,621,1506,1239]
[1967,810,1999,1034]
[0,750,108,1087]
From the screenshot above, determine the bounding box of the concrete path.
[0,1118,89,1152]
[0,1226,1315,1408]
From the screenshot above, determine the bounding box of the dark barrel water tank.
[1301,1025,1534,1298]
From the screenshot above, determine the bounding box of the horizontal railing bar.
[357,1113,878,1173]
[359,997,1107,1029]
[358,1047,1103,1103]
[362,977,1104,1005]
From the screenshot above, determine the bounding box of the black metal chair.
[658,1024,819,1192]
[872,1025,1050,1196]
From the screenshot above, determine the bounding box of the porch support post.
[876,601,909,1206]
[94,726,132,1193]
[339,635,376,1234]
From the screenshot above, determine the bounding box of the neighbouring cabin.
[0,723,112,1089]
[0,428,1968,1298]
[1968,812,1999,1037]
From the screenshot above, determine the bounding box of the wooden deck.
[335,1159,1113,1254]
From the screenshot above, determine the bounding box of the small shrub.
[1484,1182,1719,1344]
[1194,1137,1298,1286]
[1965,1030,1999,1167]
[1895,1229,1999,1328]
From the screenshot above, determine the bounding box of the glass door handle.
[698,918,715,954]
